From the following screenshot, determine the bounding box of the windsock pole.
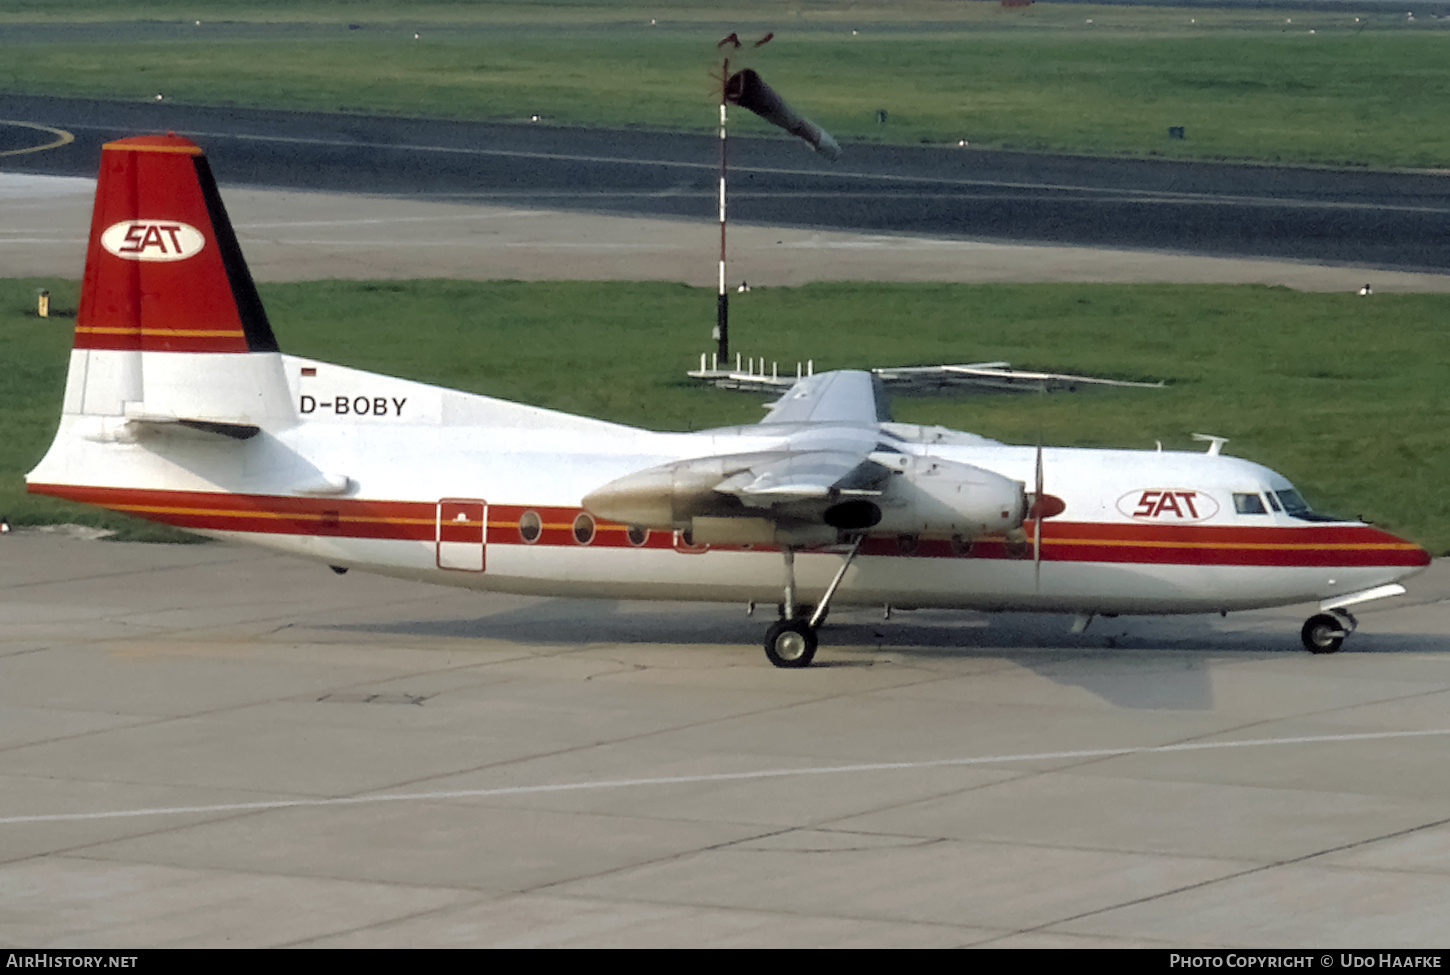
[715,59,730,364]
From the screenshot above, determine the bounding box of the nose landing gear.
[1301,609,1357,654]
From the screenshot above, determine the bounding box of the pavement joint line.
[318,663,952,800]
[964,808,1450,948]
[4,727,1449,827]
[800,682,1450,835]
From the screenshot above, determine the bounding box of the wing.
[759,370,887,426]
[584,371,893,526]
[583,369,1027,545]
[689,360,1162,396]
[710,370,895,509]
[874,363,1164,394]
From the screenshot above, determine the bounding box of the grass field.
[4,277,1448,552]
[2,2,1449,168]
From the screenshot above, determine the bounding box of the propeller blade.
[1033,443,1044,590]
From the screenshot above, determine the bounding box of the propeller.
[1026,443,1069,589]
[1033,442,1044,589]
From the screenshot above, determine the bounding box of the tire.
[1301,613,1346,654]
[764,619,818,668]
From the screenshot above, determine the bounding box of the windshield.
[1274,488,1347,523]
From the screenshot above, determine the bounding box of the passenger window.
[572,512,596,545]
[1233,492,1267,515]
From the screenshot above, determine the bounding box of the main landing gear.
[1301,609,1357,654]
[764,617,817,668]
[763,536,864,668]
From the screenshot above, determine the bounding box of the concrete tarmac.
[1,532,1448,947]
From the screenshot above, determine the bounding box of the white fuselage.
[29,352,1429,618]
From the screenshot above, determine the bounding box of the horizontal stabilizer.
[134,416,260,440]
[177,419,258,440]
[123,404,261,440]
[77,412,260,443]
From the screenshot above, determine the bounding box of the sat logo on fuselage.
[100,220,206,262]
[1117,488,1219,522]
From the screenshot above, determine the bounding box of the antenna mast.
[712,32,837,366]
[716,44,733,364]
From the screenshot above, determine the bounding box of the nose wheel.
[1301,610,1356,654]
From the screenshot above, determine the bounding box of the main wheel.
[1301,613,1346,654]
[764,619,818,668]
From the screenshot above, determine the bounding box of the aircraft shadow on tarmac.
[308,600,1446,711]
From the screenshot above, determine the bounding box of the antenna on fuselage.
[1192,433,1230,456]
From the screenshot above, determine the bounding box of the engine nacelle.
[825,455,1026,537]
[581,453,763,529]
[583,452,1026,544]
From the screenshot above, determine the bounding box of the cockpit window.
[1234,492,1267,515]
[1274,488,1345,523]
[1265,491,1282,512]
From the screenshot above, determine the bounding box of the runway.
[1,533,1448,947]
[5,93,1450,271]
[7,171,1450,294]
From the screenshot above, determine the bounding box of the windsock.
[725,69,841,161]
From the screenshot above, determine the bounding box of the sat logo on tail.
[100,220,206,262]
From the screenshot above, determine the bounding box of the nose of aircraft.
[1369,523,1432,578]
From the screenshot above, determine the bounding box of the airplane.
[26,134,1431,667]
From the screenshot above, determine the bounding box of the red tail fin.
[76,134,278,354]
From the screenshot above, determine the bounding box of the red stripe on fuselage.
[25,485,1430,569]
[30,483,434,540]
[1034,520,1428,568]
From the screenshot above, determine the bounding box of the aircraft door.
[436,499,487,572]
